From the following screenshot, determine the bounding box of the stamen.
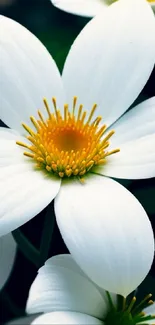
[104,148,120,157]
[92,116,102,127]
[16,141,30,149]
[81,111,87,124]
[17,97,119,179]
[52,97,59,120]
[126,297,136,313]
[87,104,97,124]
[37,157,44,163]
[72,96,77,115]
[101,130,115,143]
[64,104,68,121]
[24,152,35,158]
[105,292,155,325]
[132,294,152,315]
[43,98,51,119]
[77,104,83,121]
[22,123,34,136]
[122,297,126,311]
[30,116,40,131]
[38,110,46,126]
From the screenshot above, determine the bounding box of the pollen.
[16,97,120,179]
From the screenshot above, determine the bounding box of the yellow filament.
[17,97,120,178]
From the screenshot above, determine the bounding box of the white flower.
[0,234,16,290]
[26,254,155,325]
[51,0,155,17]
[0,0,155,296]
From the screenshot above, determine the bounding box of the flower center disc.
[52,128,88,152]
[17,97,119,179]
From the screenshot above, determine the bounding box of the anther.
[78,177,85,184]
[66,169,72,177]
[51,163,57,171]
[77,104,83,121]
[92,116,102,127]
[30,116,40,131]
[38,110,46,126]
[64,104,69,121]
[127,297,136,313]
[79,169,86,176]
[22,123,34,136]
[46,155,51,165]
[132,294,153,315]
[104,130,115,142]
[148,300,154,305]
[59,172,64,178]
[104,148,120,157]
[46,166,51,172]
[16,141,30,149]
[52,97,59,120]
[87,104,97,124]
[96,124,107,140]
[72,96,77,115]
[24,152,35,158]
[81,111,87,124]
[37,157,45,163]
[43,98,52,119]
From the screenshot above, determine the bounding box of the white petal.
[110,97,155,146]
[0,128,26,167]
[0,135,28,167]
[38,254,117,307]
[0,233,16,290]
[7,315,41,325]
[52,0,108,17]
[0,136,61,236]
[55,175,154,297]
[0,127,35,167]
[0,15,64,132]
[0,127,20,140]
[96,133,155,179]
[62,0,155,126]
[138,304,155,324]
[26,254,107,320]
[32,312,103,325]
[144,304,155,315]
[51,0,155,16]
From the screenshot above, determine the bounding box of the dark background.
[0,0,155,323]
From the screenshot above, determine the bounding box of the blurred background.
[0,0,155,323]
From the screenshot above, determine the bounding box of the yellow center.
[16,97,119,179]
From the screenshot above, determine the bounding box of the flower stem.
[106,291,116,310]
[2,290,25,317]
[38,202,55,267]
[12,229,39,267]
